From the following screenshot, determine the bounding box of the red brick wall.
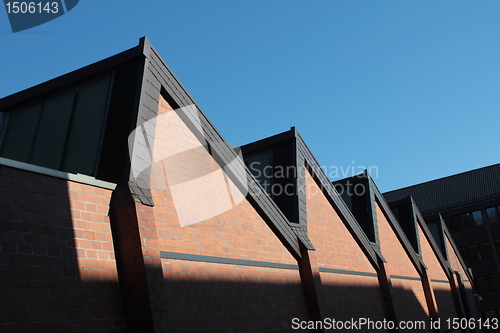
[417,225,458,321]
[0,90,478,332]
[0,165,125,333]
[146,95,309,331]
[68,182,118,280]
[304,169,388,329]
[375,204,432,330]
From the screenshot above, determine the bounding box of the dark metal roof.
[0,43,144,110]
[383,164,500,216]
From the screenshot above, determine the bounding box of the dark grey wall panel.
[1,98,43,162]
[30,86,76,170]
[96,57,144,183]
[390,200,420,254]
[62,72,112,175]
[272,139,299,223]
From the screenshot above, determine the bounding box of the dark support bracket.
[376,255,399,333]
[297,243,324,332]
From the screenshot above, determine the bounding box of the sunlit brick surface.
[305,169,388,330]
[417,225,458,321]
[148,95,309,331]
[68,182,118,279]
[376,204,431,331]
[0,166,125,332]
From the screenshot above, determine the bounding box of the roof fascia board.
[294,130,379,270]
[368,175,425,275]
[0,44,144,110]
[138,38,301,259]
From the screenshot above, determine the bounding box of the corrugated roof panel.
[383,164,500,215]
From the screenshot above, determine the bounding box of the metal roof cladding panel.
[383,164,500,215]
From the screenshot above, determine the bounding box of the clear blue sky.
[1,1,499,192]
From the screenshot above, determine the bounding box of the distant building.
[0,37,480,332]
[384,164,500,320]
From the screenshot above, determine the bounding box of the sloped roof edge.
[0,37,303,259]
[133,38,302,259]
[0,40,144,110]
[293,129,380,269]
[367,175,425,275]
[440,214,474,282]
[411,200,454,280]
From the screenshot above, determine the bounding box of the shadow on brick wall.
[0,166,458,333]
[0,166,125,333]
[141,263,432,333]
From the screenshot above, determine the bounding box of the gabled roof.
[370,188,473,282]
[384,163,500,216]
[365,175,424,275]
[0,39,146,182]
[296,130,380,269]
[127,38,304,258]
[242,127,380,269]
[0,37,304,259]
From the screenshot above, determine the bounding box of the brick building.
[384,164,500,320]
[0,37,481,332]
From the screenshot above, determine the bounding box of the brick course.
[0,165,125,332]
[305,169,388,330]
[0,38,480,332]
